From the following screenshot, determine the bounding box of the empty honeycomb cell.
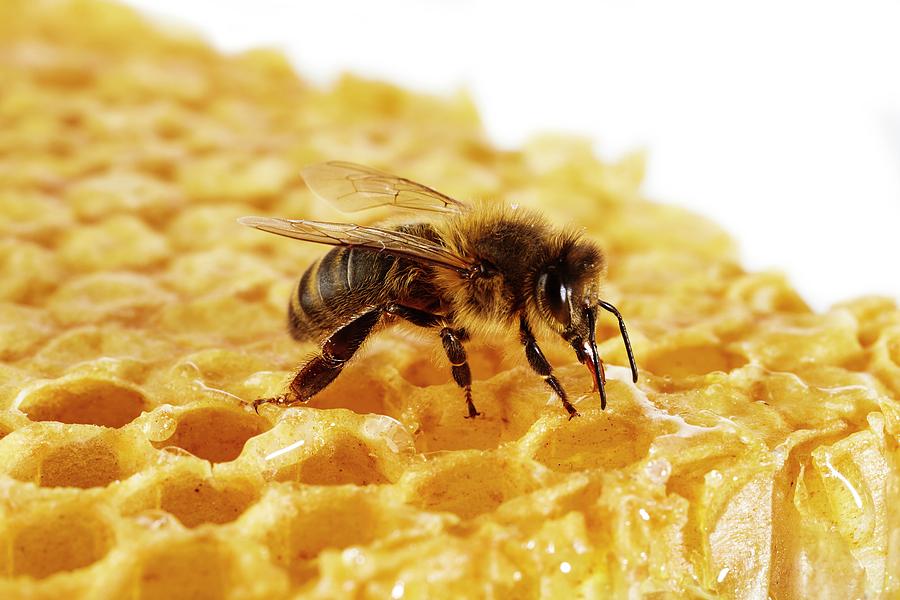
[303,364,403,421]
[397,339,505,390]
[6,503,115,579]
[149,404,270,463]
[18,376,148,428]
[0,423,153,488]
[57,214,169,272]
[47,272,175,326]
[158,475,260,528]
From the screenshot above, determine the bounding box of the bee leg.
[384,304,444,328]
[383,304,480,419]
[250,308,383,410]
[520,317,580,419]
[440,327,480,419]
[249,394,295,413]
[294,307,383,399]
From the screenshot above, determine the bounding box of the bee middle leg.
[384,304,480,419]
[520,317,579,419]
[252,307,383,411]
[440,327,480,419]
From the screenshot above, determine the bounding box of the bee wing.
[239,216,474,273]
[301,161,469,215]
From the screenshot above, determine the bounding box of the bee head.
[535,238,605,334]
[535,238,612,407]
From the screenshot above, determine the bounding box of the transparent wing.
[301,161,469,214]
[238,216,473,272]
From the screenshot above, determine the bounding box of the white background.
[124,0,900,311]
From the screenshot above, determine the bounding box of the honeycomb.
[1,2,899,598]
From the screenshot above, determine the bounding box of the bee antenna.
[596,300,638,383]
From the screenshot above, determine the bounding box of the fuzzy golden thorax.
[432,204,606,340]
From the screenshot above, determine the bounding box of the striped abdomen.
[288,245,404,342]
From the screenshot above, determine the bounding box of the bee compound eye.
[540,269,570,326]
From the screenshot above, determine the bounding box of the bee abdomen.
[288,246,395,342]
[287,263,321,342]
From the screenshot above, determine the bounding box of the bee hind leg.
[252,308,383,410]
[248,393,297,413]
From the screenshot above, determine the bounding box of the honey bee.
[240,162,637,418]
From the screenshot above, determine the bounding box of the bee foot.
[464,410,483,419]
[243,394,294,414]
[567,410,581,420]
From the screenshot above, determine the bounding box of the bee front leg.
[520,316,579,419]
[250,308,383,411]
